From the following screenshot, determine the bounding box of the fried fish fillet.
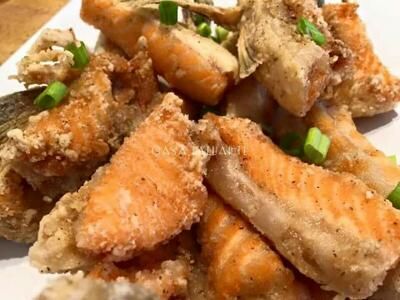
[322,3,400,117]
[236,0,352,117]
[305,103,400,197]
[1,50,159,198]
[0,164,52,243]
[36,272,157,300]
[198,114,400,298]
[81,0,238,106]
[199,192,311,300]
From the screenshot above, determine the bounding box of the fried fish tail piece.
[81,0,238,105]
[1,51,158,198]
[305,103,400,198]
[75,93,208,261]
[198,114,400,298]
[237,0,331,117]
[200,193,311,300]
[322,3,400,117]
[0,164,52,243]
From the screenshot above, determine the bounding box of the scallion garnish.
[280,132,304,157]
[193,13,210,26]
[215,26,229,43]
[388,183,400,209]
[197,22,212,37]
[65,41,90,70]
[34,81,68,110]
[159,0,178,25]
[388,155,398,165]
[297,17,326,46]
[303,127,330,164]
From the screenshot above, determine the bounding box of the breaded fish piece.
[75,93,207,261]
[199,192,311,300]
[322,3,400,117]
[81,0,238,106]
[2,50,159,198]
[0,164,52,243]
[305,104,400,197]
[198,114,400,298]
[36,272,157,300]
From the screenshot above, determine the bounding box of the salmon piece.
[198,114,400,298]
[199,192,311,300]
[1,50,159,198]
[81,0,238,105]
[0,163,52,243]
[323,3,400,117]
[75,93,208,260]
[305,104,400,197]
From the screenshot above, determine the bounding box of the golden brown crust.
[323,3,400,117]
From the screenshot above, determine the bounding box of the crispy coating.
[81,0,238,105]
[306,103,400,197]
[199,193,311,300]
[36,272,157,300]
[2,50,159,198]
[75,93,208,261]
[200,114,400,298]
[0,164,52,243]
[323,3,400,117]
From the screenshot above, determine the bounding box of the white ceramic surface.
[0,0,399,299]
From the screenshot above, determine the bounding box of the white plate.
[0,0,399,299]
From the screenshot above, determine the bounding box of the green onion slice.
[297,17,326,46]
[388,155,398,165]
[193,13,209,26]
[388,183,400,209]
[197,22,212,37]
[280,132,304,157]
[215,26,229,43]
[304,127,330,164]
[34,81,68,110]
[65,41,90,70]
[159,1,178,25]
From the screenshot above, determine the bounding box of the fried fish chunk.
[36,272,157,300]
[1,50,159,198]
[199,192,311,300]
[305,103,400,198]
[198,114,400,298]
[323,3,400,117]
[0,164,52,243]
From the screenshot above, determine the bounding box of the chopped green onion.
[280,132,304,157]
[388,155,398,165]
[192,13,210,26]
[197,22,212,37]
[65,41,90,70]
[159,0,178,25]
[215,26,229,43]
[34,81,68,110]
[297,17,326,46]
[388,183,400,209]
[304,127,330,164]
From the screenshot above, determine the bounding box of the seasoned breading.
[199,114,400,298]
[36,272,157,300]
[81,0,238,106]
[199,192,311,300]
[305,103,400,197]
[323,3,400,117]
[2,50,159,198]
[0,164,52,243]
[75,93,208,261]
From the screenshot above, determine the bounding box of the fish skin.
[75,93,208,261]
[199,114,400,299]
[322,3,400,117]
[199,192,312,300]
